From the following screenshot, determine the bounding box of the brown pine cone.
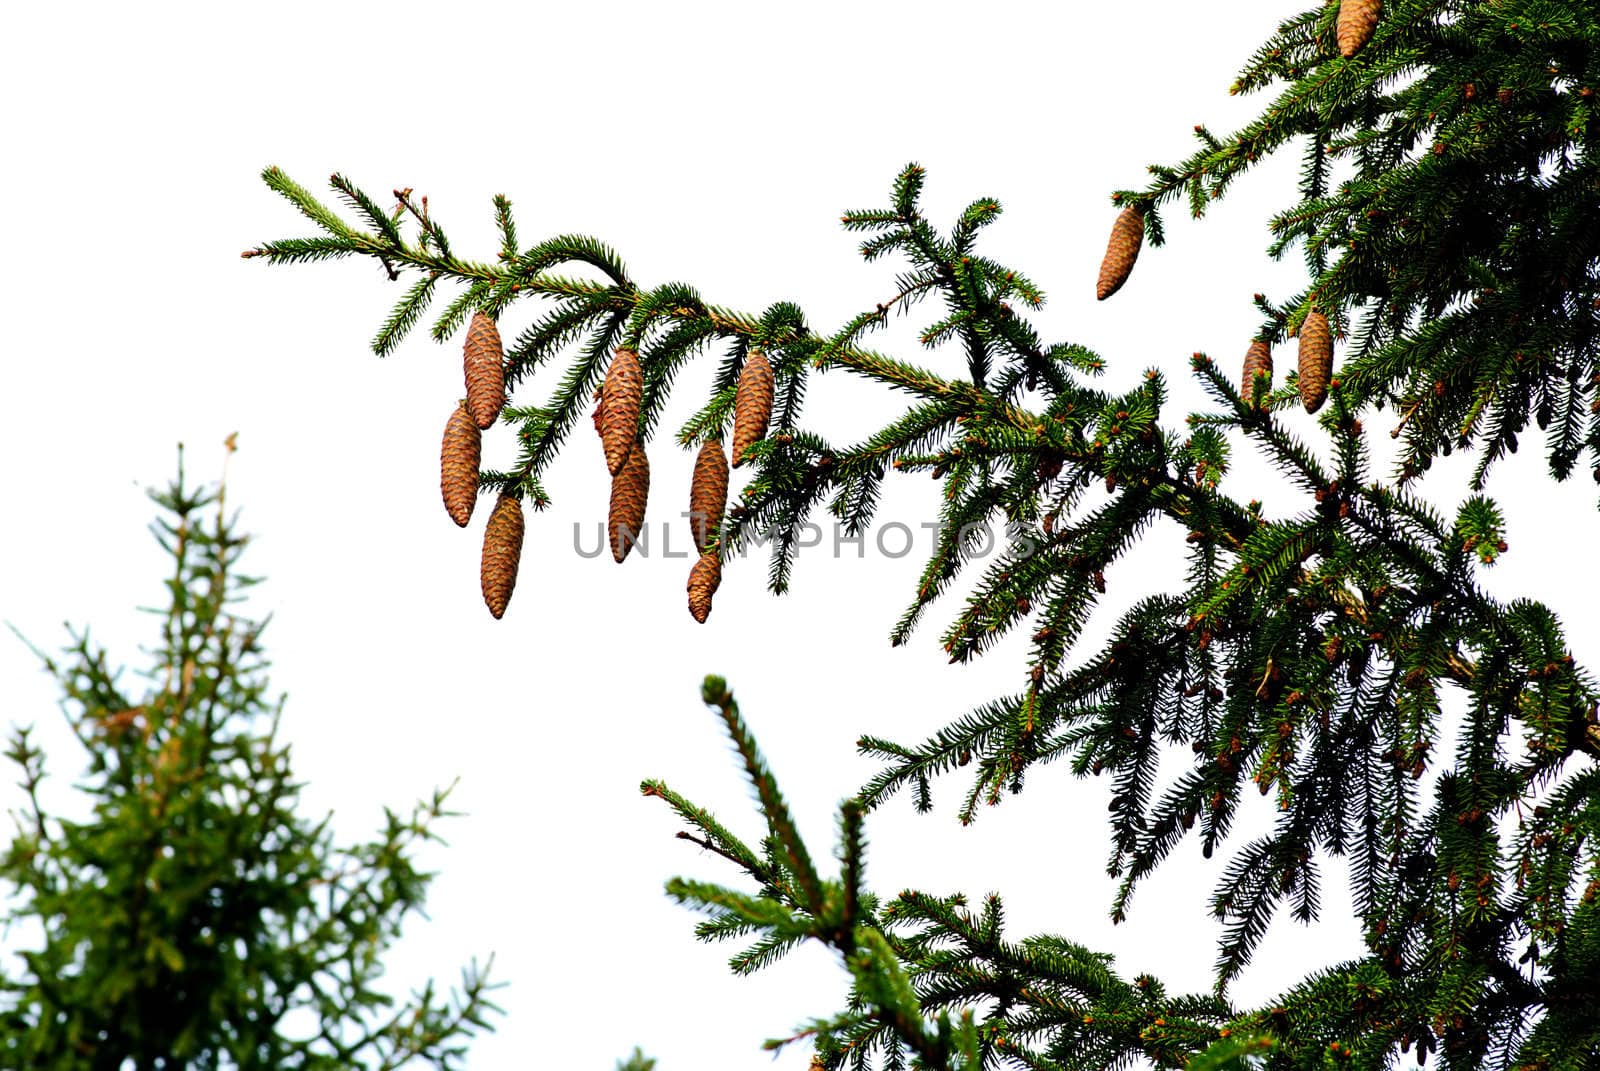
[463,311,505,430]
[480,493,525,619]
[1242,339,1274,408]
[731,350,775,467]
[688,439,729,555]
[1298,308,1333,413]
[601,348,643,476]
[1096,206,1144,301]
[609,440,650,563]
[1337,0,1380,58]
[687,553,722,623]
[440,400,481,527]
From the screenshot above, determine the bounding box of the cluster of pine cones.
[438,312,523,617]
[593,345,775,623]
[438,311,776,622]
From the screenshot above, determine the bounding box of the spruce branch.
[254,116,1600,1062]
[647,679,1431,1070]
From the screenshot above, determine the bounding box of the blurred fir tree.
[614,1048,656,1071]
[248,1,1599,1066]
[1,446,500,1070]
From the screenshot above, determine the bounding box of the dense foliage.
[247,1,1599,1066]
[1133,0,1600,491]
[1,449,499,1070]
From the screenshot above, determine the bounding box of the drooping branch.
[252,140,1600,1066]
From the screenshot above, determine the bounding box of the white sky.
[4,3,1596,1069]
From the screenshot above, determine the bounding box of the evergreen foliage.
[247,1,1600,1065]
[1132,0,1600,490]
[645,677,1276,1071]
[614,1049,657,1071]
[1,447,499,1069]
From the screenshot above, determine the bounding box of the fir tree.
[1,446,500,1070]
[245,1,1600,1065]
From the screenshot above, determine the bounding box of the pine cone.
[480,493,525,619]
[601,348,643,476]
[688,439,729,555]
[609,440,650,563]
[463,311,505,430]
[687,553,722,623]
[1298,308,1333,413]
[731,350,775,467]
[1337,0,1380,58]
[1096,206,1144,301]
[440,400,481,527]
[1242,339,1274,408]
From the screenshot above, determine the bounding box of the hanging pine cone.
[1242,339,1274,408]
[601,348,643,476]
[440,400,481,528]
[688,439,729,555]
[687,552,722,623]
[731,350,775,467]
[1298,308,1333,413]
[609,440,650,563]
[463,311,505,430]
[1337,0,1380,58]
[480,493,524,619]
[1096,206,1144,301]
